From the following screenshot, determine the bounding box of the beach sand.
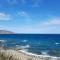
[0,47,60,60]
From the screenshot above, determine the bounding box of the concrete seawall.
[0,47,60,60]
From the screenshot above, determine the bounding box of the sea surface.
[0,34,60,57]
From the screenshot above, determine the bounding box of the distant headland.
[0,30,15,34]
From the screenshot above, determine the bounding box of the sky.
[0,0,60,34]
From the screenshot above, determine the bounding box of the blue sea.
[0,34,60,57]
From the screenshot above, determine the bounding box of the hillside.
[0,30,15,34]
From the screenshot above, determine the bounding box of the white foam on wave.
[41,51,48,55]
[16,45,19,47]
[19,48,51,57]
[55,43,60,45]
[19,49,60,60]
[19,50,39,56]
[0,40,7,43]
[20,45,30,49]
[22,40,27,42]
[15,44,30,50]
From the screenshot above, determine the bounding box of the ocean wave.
[0,47,60,60]
[20,45,30,49]
[18,49,60,60]
[55,42,60,45]
[19,49,47,56]
[15,44,30,50]
[19,49,60,59]
[41,51,48,55]
[22,40,27,42]
[0,40,7,43]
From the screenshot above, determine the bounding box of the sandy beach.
[0,47,60,60]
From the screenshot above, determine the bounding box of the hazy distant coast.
[0,30,15,34]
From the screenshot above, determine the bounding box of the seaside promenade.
[0,47,60,60]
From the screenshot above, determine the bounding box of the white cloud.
[15,17,60,33]
[11,17,60,34]
[33,17,60,34]
[17,11,31,22]
[0,13,11,20]
[1,15,60,34]
[43,18,60,25]
[18,11,28,16]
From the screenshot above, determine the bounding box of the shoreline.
[0,47,60,60]
[18,49,60,58]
